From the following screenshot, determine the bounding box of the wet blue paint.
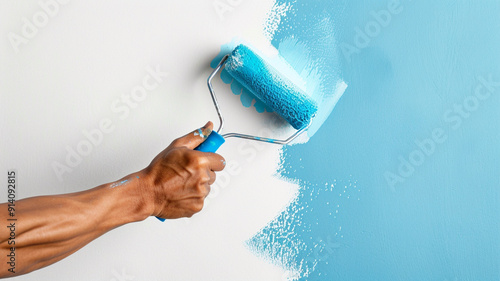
[248,0,500,280]
[225,44,318,129]
[110,179,129,188]
[194,128,207,138]
[211,43,274,113]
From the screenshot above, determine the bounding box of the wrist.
[100,171,154,226]
[125,170,155,221]
[133,170,156,220]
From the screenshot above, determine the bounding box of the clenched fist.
[141,121,226,219]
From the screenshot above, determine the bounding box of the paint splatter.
[246,1,351,280]
[194,128,204,138]
[194,127,211,139]
[246,177,359,280]
[110,179,130,188]
[264,1,293,41]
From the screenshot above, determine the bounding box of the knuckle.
[170,138,183,147]
[195,183,209,197]
[167,148,184,160]
[186,152,201,164]
[191,201,204,213]
[200,174,211,184]
[196,156,209,167]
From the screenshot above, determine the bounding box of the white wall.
[0,1,297,280]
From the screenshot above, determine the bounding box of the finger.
[171,121,213,150]
[187,198,205,215]
[203,152,226,172]
[208,171,216,185]
[192,174,211,196]
[199,179,211,197]
[204,184,211,198]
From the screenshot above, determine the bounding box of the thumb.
[171,121,214,150]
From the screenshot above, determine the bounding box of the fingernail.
[202,121,211,128]
[194,126,212,139]
[201,127,212,139]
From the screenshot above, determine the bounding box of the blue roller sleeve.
[156,131,225,222]
[224,44,318,130]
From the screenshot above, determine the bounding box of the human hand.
[141,122,225,219]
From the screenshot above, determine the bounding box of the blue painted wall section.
[247,0,500,280]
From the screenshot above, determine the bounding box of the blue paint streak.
[248,0,500,280]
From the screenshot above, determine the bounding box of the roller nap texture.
[224,44,317,130]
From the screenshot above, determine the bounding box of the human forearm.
[0,121,225,278]
[0,171,150,277]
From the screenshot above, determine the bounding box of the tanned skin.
[0,122,225,278]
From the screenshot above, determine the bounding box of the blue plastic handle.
[156,131,225,222]
[194,131,225,153]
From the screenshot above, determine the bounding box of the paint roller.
[156,44,317,221]
[196,44,318,152]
